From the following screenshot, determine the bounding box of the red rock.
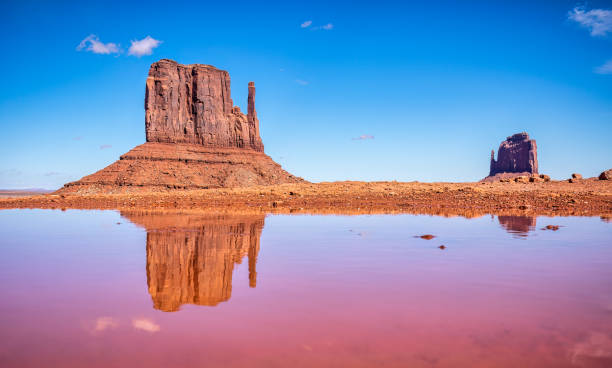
[489,132,538,177]
[599,169,612,180]
[59,59,303,193]
[571,173,582,179]
[145,59,263,151]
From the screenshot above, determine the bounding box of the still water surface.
[0,210,611,367]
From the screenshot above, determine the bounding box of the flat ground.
[1,180,611,218]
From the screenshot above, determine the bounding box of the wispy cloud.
[128,36,161,57]
[77,35,120,55]
[295,79,309,85]
[44,171,61,176]
[132,318,160,333]
[352,134,374,141]
[568,6,612,36]
[100,144,112,150]
[595,59,612,74]
[301,21,333,31]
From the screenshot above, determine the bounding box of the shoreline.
[1,181,611,218]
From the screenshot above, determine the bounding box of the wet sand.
[1,180,611,217]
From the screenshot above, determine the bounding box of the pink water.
[0,210,611,367]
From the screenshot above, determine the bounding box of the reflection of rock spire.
[121,211,265,312]
[248,222,259,288]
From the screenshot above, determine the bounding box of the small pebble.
[438,245,446,250]
[417,234,435,240]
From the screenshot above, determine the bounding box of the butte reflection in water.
[497,215,537,237]
[121,211,264,312]
[120,212,569,313]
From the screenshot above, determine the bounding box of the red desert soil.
[1,180,611,218]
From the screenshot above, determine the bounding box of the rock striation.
[145,59,263,151]
[483,132,538,182]
[59,59,302,193]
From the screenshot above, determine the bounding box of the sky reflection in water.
[0,210,611,367]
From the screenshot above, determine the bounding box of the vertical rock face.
[122,211,264,311]
[489,132,538,176]
[145,59,263,151]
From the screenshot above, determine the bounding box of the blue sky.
[0,0,611,189]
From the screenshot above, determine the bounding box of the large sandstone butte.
[59,59,303,193]
[484,132,538,181]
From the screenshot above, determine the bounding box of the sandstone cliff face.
[489,132,538,177]
[145,59,263,151]
[122,211,264,311]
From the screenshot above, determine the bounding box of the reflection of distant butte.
[497,216,536,237]
[121,211,265,312]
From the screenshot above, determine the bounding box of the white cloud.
[352,134,374,140]
[295,79,309,85]
[132,318,160,333]
[568,6,612,36]
[595,59,612,74]
[100,144,112,150]
[301,21,334,31]
[76,35,120,55]
[128,36,161,57]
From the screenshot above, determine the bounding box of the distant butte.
[483,132,539,182]
[59,59,303,193]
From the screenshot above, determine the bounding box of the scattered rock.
[417,234,435,240]
[539,174,550,182]
[515,176,530,183]
[599,169,612,180]
[529,176,544,183]
[542,225,560,231]
[572,173,582,180]
[438,245,446,250]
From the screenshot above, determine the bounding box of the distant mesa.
[483,132,539,182]
[59,59,303,194]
